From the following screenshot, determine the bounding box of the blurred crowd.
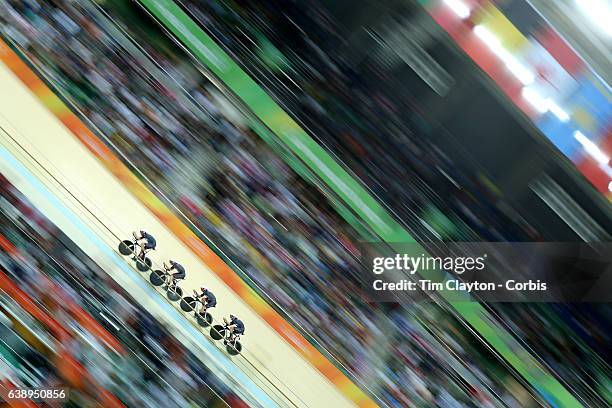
[183,0,611,401]
[0,1,518,406]
[0,174,247,407]
[0,0,609,406]
[183,0,540,243]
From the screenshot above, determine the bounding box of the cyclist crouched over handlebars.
[164,260,186,287]
[225,314,245,345]
[194,287,216,315]
[133,230,156,260]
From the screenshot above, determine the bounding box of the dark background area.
[318,0,612,239]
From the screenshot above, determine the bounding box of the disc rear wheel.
[197,312,213,327]
[167,286,182,301]
[227,341,242,355]
[136,257,152,272]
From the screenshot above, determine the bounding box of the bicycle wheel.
[197,312,213,327]
[210,325,226,340]
[136,257,152,272]
[150,270,166,286]
[167,286,182,301]
[119,240,134,255]
[227,341,242,355]
[180,296,197,312]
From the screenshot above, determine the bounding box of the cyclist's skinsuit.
[231,318,245,335]
[168,261,186,279]
[141,231,157,250]
[201,289,217,308]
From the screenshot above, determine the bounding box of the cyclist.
[193,287,217,314]
[226,314,245,344]
[132,230,156,260]
[163,260,186,287]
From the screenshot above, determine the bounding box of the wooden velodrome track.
[0,53,358,408]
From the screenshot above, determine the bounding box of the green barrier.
[248,120,376,241]
[135,0,582,405]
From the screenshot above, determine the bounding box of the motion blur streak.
[0,0,610,406]
[0,143,277,408]
[0,50,348,408]
[0,29,375,407]
[134,1,583,406]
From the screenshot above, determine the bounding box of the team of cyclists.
[132,230,245,344]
